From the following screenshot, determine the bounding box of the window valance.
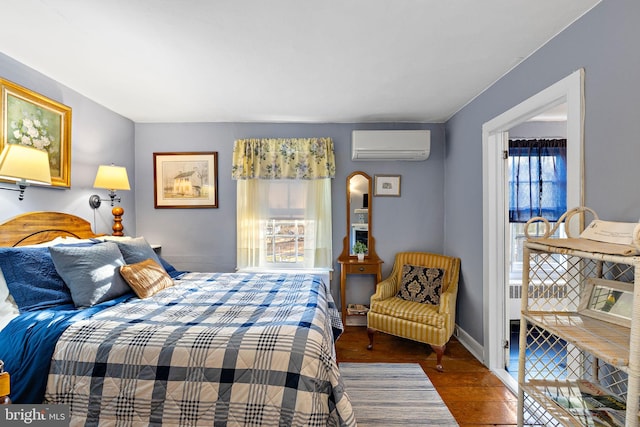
[232,138,335,180]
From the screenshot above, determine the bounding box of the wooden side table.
[338,257,383,324]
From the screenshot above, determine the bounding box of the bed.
[0,212,355,426]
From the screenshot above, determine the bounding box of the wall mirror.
[349,172,369,255]
[340,171,378,260]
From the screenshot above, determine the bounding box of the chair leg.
[367,328,375,350]
[431,344,445,372]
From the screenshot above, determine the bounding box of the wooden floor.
[336,326,518,426]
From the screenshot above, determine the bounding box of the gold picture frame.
[374,174,401,197]
[153,152,218,209]
[0,78,72,187]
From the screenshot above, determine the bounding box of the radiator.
[510,284,568,299]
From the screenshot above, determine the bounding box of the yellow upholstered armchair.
[367,252,461,371]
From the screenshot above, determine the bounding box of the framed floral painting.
[0,78,72,187]
[153,152,218,208]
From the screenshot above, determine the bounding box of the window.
[509,139,567,223]
[237,178,332,269]
[509,221,566,280]
[232,138,335,271]
[265,220,304,264]
[508,139,568,280]
[264,180,305,266]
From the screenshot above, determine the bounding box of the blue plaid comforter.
[44,272,355,426]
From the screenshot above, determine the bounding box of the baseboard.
[454,324,485,365]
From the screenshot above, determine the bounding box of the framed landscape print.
[374,174,401,197]
[0,78,72,187]
[154,152,218,208]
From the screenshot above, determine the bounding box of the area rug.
[340,362,458,426]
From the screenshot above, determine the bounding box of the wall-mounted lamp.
[0,144,52,200]
[89,164,130,208]
[89,164,130,236]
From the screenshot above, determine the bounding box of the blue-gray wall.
[0,52,135,235]
[445,0,640,343]
[134,122,445,304]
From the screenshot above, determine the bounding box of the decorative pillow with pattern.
[396,264,445,305]
[120,258,174,299]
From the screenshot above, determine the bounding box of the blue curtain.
[509,139,567,223]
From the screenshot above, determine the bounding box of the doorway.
[505,116,568,378]
[481,69,584,391]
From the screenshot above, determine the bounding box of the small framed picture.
[578,278,633,328]
[374,174,401,197]
[153,152,218,208]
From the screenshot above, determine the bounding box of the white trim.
[481,131,508,368]
[492,369,518,396]
[454,324,484,363]
[456,324,518,396]
[482,69,584,382]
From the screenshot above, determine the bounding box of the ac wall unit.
[351,130,430,161]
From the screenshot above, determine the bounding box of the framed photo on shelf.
[374,174,401,197]
[153,152,218,208]
[578,277,633,328]
[0,78,72,187]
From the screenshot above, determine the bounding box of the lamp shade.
[0,144,52,185]
[93,165,130,190]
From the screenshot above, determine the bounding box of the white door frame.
[481,69,584,391]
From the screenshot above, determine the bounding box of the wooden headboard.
[0,211,103,247]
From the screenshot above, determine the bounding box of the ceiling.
[0,1,600,124]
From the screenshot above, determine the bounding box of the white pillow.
[0,268,20,332]
[20,236,95,247]
[96,236,134,242]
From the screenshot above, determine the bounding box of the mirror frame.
[339,171,379,261]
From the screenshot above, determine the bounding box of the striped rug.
[340,362,458,426]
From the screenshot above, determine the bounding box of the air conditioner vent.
[351,130,430,161]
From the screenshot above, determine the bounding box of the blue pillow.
[159,256,177,274]
[114,237,163,266]
[113,237,178,274]
[49,242,132,308]
[0,247,73,312]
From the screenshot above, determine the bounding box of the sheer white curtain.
[236,179,266,269]
[303,178,333,268]
[236,178,332,269]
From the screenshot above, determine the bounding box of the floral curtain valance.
[232,138,335,180]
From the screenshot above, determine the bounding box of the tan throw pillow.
[120,258,174,299]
